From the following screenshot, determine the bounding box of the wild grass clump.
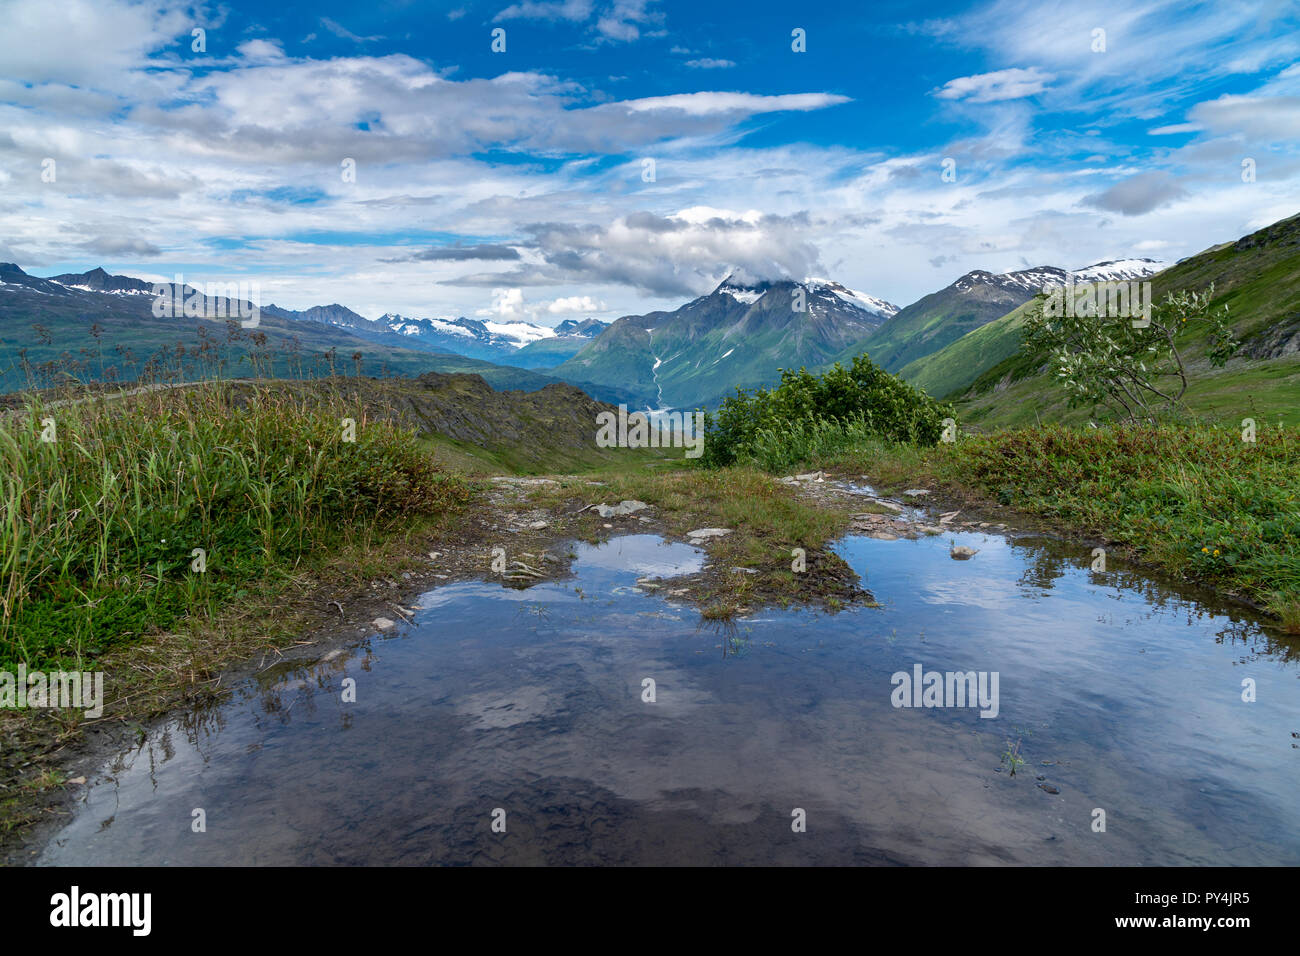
[0,385,471,670]
[699,354,952,469]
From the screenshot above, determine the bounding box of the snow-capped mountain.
[369,313,608,365]
[1068,258,1165,283]
[0,264,156,298]
[554,272,899,409]
[712,275,898,322]
[259,305,609,365]
[952,259,1164,296]
[804,278,900,320]
[854,257,1167,373]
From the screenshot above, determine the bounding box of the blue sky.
[2,0,1298,324]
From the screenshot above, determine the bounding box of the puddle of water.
[38,532,1300,866]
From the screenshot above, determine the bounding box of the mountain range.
[3,213,1295,429]
[262,303,607,367]
[554,260,1161,409]
[0,264,632,401]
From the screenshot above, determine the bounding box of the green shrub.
[700,354,952,468]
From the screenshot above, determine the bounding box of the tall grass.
[736,415,882,472]
[0,384,470,670]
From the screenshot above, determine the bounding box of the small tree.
[1021,284,1240,422]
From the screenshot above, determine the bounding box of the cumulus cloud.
[492,0,660,44]
[444,208,822,298]
[685,58,736,69]
[79,235,162,257]
[476,287,529,321]
[619,91,850,115]
[543,295,605,313]
[1189,93,1300,139]
[494,0,594,23]
[1081,171,1189,216]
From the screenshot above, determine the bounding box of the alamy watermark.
[596,405,705,459]
[891,663,999,718]
[1,666,104,718]
[1042,277,1152,328]
[152,273,260,328]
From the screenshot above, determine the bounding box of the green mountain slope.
[830,260,1163,377]
[944,211,1300,427]
[895,296,1039,399]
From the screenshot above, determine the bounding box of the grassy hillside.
[908,211,1300,426]
[827,274,1033,374]
[895,297,1037,399]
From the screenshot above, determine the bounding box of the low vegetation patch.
[0,383,471,672]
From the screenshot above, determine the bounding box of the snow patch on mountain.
[1070,258,1165,282]
[718,284,763,305]
[805,278,899,319]
[480,320,556,346]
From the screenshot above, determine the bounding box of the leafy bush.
[1021,284,1240,422]
[700,354,952,468]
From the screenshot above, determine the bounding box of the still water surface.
[39,532,1300,865]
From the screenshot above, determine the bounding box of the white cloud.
[934,67,1053,103]
[619,91,851,115]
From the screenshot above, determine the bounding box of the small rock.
[67,776,86,786]
[950,545,979,560]
[528,520,549,530]
[372,617,396,631]
[902,489,931,497]
[687,528,731,540]
[875,533,898,541]
[594,500,649,518]
[794,471,826,482]
[938,510,961,524]
[730,567,758,574]
[1037,783,1061,795]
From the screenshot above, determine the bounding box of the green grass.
[0,384,471,671]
